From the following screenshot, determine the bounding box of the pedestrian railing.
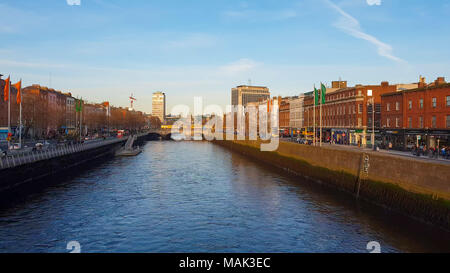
[0,137,128,171]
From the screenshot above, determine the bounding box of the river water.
[0,141,449,253]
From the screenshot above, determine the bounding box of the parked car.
[9,143,21,150]
[297,138,311,145]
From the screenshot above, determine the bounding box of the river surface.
[0,141,449,253]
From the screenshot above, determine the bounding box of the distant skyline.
[1,0,450,114]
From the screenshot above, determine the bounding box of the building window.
[419,116,423,128]
[447,115,450,128]
[396,102,400,111]
[447,96,450,107]
[409,100,412,110]
[396,118,399,128]
[408,117,412,128]
[432,97,437,108]
[387,118,390,127]
[419,99,423,109]
[358,104,363,114]
[387,103,390,111]
[432,116,436,128]
[358,118,362,127]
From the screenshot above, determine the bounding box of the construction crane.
[129,94,137,109]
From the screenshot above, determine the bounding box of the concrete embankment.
[0,138,131,195]
[214,140,450,230]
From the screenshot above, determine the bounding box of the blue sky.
[1,0,450,113]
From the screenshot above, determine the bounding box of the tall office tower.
[152,91,166,123]
[231,85,270,106]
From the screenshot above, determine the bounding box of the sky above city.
[1,0,450,114]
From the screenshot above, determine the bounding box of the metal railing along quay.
[0,137,128,171]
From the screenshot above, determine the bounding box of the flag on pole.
[14,80,22,104]
[314,87,320,106]
[76,98,83,112]
[321,83,327,104]
[3,76,10,102]
[103,101,110,116]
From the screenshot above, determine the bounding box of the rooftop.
[381,82,450,97]
[235,85,269,89]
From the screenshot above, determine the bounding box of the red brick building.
[21,85,73,138]
[304,81,397,146]
[381,77,450,150]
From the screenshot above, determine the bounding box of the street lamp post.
[367,90,376,151]
[372,98,375,150]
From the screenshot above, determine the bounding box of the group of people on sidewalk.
[411,145,450,160]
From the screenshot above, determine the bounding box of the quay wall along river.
[214,140,450,230]
[0,141,123,195]
[0,133,152,195]
[0,137,143,195]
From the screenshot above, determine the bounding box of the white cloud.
[67,0,81,6]
[326,0,404,63]
[220,59,261,74]
[223,9,297,21]
[367,0,382,6]
[0,4,47,33]
[0,59,66,69]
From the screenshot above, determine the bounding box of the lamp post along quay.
[367,90,375,151]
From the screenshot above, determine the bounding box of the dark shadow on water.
[0,154,117,211]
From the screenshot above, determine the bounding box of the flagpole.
[75,98,78,142]
[80,99,83,143]
[313,85,316,146]
[320,83,323,147]
[7,76,11,150]
[19,79,22,149]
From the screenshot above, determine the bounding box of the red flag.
[14,80,22,104]
[3,76,10,102]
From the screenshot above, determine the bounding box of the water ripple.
[0,141,449,253]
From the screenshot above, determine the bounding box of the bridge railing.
[0,137,128,171]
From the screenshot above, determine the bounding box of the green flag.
[76,98,83,113]
[321,83,327,104]
[314,87,319,106]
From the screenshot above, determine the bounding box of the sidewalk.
[281,138,450,165]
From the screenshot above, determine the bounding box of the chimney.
[419,75,426,84]
[381,81,389,87]
[435,77,446,86]
[418,76,427,88]
[332,80,347,89]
